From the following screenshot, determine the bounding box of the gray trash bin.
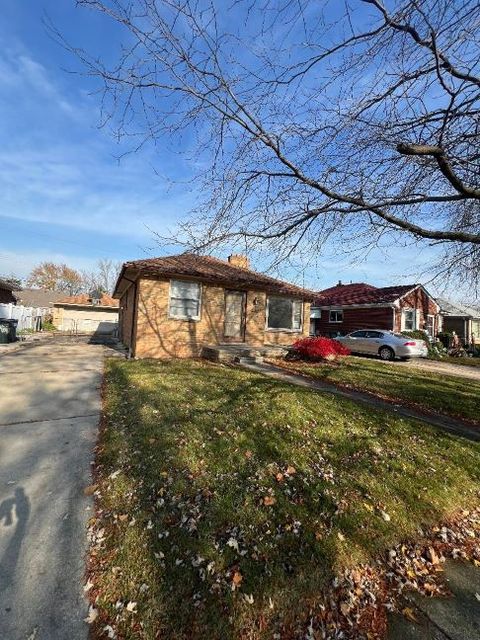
[0,319,18,343]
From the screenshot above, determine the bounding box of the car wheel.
[379,346,395,361]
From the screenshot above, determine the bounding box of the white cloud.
[0,42,190,245]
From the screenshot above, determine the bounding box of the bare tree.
[83,259,122,294]
[62,0,480,290]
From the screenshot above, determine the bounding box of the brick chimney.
[228,254,250,270]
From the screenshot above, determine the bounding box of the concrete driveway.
[0,341,107,640]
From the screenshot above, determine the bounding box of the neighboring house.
[311,282,440,338]
[0,278,16,304]
[113,253,315,358]
[437,298,480,345]
[14,288,64,310]
[53,293,119,335]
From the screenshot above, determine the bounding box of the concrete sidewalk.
[0,342,108,640]
[240,361,480,441]
[388,560,480,639]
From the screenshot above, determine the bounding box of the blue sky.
[0,0,442,292]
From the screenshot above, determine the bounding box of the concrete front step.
[235,355,264,365]
[202,344,289,364]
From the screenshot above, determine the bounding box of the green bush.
[401,329,430,342]
[41,320,57,332]
[437,331,453,348]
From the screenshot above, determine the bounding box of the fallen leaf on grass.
[83,579,94,592]
[337,532,345,542]
[475,593,480,602]
[83,484,98,496]
[263,496,276,506]
[244,450,253,459]
[243,593,254,604]
[227,537,240,552]
[232,571,243,587]
[126,601,137,613]
[427,546,440,565]
[401,607,418,623]
[103,625,116,639]
[84,606,98,624]
[285,465,296,476]
[380,510,391,522]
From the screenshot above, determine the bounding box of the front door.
[224,290,246,342]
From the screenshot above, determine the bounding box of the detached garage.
[53,292,119,335]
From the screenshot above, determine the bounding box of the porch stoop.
[201,343,288,365]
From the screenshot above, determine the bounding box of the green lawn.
[91,359,480,639]
[278,356,480,424]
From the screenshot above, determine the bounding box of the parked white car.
[336,330,428,361]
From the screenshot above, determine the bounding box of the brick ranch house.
[310,282,440,338]
[113,253,316,358]
[0,278,15,304]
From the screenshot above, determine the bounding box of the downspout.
[130,279,138,358]
[119,274,138,358]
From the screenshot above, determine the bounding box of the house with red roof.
[310,281,440,338]
[113,253,316,358]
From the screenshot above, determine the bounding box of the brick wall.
[312,306,394,336]
[395,288,439,333]
[132,277,310,359]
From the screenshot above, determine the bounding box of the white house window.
[169,280,201,319]
[426,314,435,336]
[267,297,303,331]
[329,309,343,323]
[403,308,416,331]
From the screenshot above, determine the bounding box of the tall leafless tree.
[63,0,480,290]
[83,259,122,294]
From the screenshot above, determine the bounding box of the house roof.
[314,282,419,306]
[437,298,480,319]
[54,293,119,308]
[114,253,317,300]
[14,288,65,308]
[0,278,14,292]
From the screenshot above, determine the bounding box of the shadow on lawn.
[102,360,480,639]
[291,358,480,423]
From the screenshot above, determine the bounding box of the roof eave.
[312,302,397,309]
[122,269,316,301]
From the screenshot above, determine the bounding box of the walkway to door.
[238,360,480,442]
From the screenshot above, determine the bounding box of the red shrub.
[291,336,350,361]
